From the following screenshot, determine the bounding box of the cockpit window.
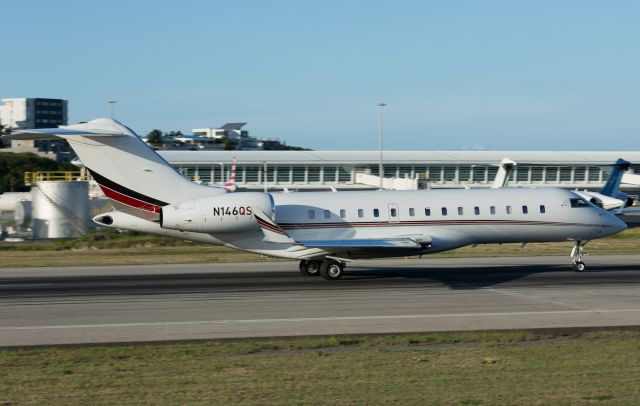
[570,198,589,208]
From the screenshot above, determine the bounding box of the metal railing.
[24,171,91,185]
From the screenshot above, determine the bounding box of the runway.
[1,255,640,347]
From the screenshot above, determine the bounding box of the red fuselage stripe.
[100,185,161,214]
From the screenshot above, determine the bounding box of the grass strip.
[1,329,640,405]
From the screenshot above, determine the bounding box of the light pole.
[107,100,117,119]
[377,102,386,189]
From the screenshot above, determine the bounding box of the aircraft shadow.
[344,262,640,289]
[1,263,639,300]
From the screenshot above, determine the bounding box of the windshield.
[569,198,589,208]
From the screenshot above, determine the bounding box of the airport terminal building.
[158,150,640,194]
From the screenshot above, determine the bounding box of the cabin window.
[474,206,480,215]
[358,209,364,218]
[409,208,415,216]
[308,210,316,219]
[539,205,546,214]
[458,207,464,215]
[490,206,496,215]
[324,210,331,219]
[506,206,512,214]
[442,207,448,216]
[390,208,397,217]
[340,209,346,218]
[522,205,528,214]
[373,208,380,217]
[425,208,431,216]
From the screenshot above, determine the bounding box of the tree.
[0,152,76,193]
[222,136,237,151]
[0,124,11,149]
[146,129,163,147]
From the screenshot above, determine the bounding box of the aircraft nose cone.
[612,215,628,233]
[603,213,627,236]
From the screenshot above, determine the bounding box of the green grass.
[1,329,640,405]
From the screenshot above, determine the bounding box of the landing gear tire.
[570,241,589,273]
[319,260,344,280]
[299,260,321,276]
[573,261,586,273]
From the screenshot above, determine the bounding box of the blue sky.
[2,1,639,150]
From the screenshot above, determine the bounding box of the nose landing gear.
[570,240,588,272]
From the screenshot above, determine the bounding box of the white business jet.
[8,119,627,279]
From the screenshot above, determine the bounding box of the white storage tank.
[13,200,32,229]
[32,181,90,239]
[0,192,31,224]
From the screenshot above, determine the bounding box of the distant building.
[193,123,265,150]
[192,123,248,140]
[0,98,75,162]
[0,98,68,129]
[142,134,224,151]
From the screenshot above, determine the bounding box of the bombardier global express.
[8,119,627,280]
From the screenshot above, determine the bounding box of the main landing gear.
[299,260,321,276]
[570,240,588,272]
[299,259,345,280]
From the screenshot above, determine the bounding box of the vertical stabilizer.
[600,158,630,197]
[9,118,224,220]
[491,158,517,189]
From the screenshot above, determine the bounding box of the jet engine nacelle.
[160,192,273,234]
[575,191,629,211]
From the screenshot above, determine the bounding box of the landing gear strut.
[299,260,321,276]
[570,240,588,272]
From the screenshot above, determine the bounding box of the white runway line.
[3,309,640,331]
[483,288,586,310]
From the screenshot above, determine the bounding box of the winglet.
[253,208,297,244]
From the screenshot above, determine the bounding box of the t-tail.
[8,118,226,221]
[600,158,630,197]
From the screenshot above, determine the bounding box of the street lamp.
[107,100,117,119]
[377,102,386,189]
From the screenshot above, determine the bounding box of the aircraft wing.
[297,238,424,250]
[613,208,640,215]
[254,207,428,251]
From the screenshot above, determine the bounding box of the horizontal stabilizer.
[7,127,126,141]
[298,238,423,250]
